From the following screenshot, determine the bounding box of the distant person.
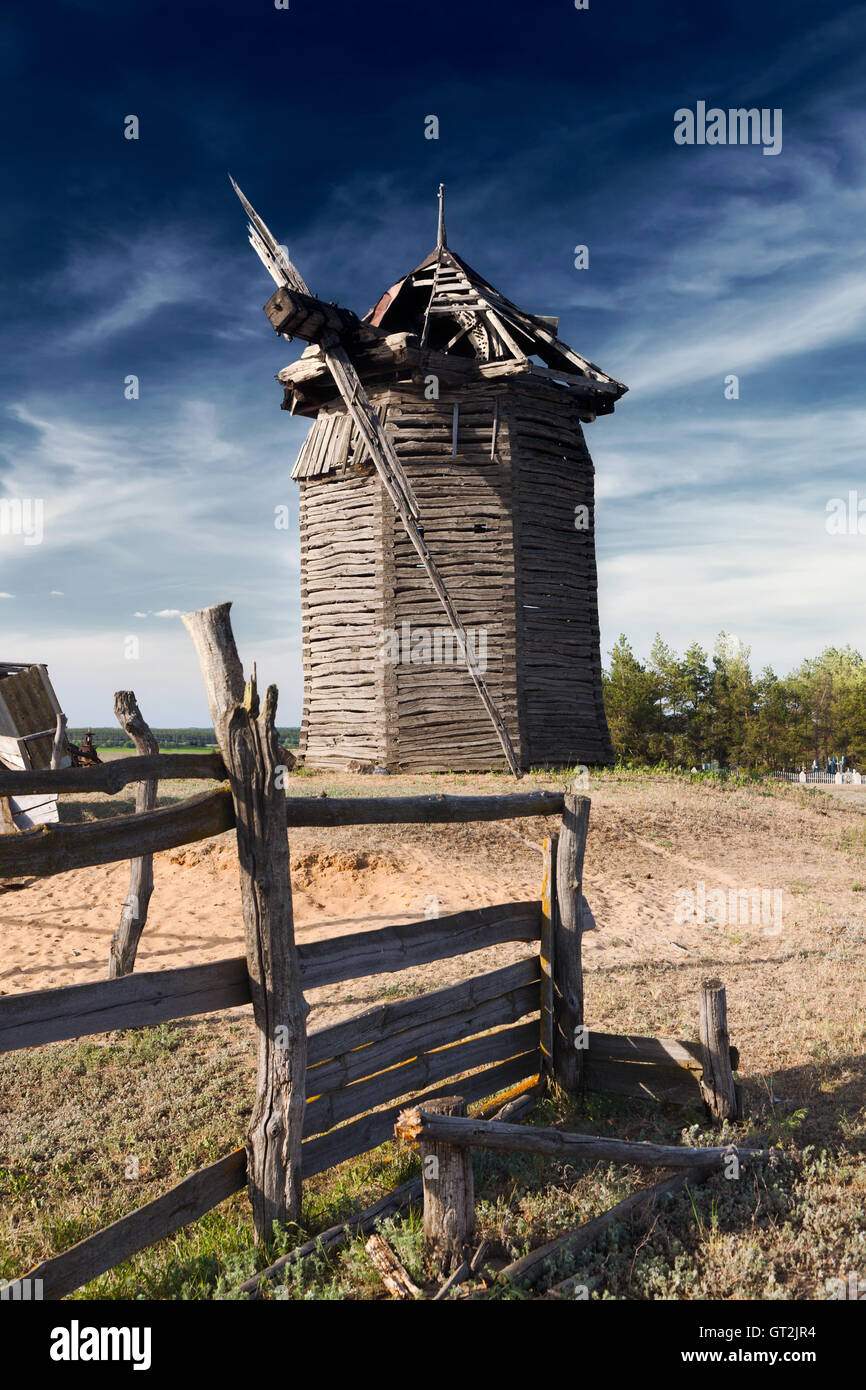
[812,759,819,775]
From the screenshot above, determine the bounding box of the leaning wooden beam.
[284,790,564,827]
[0,787,234,878]
[498,1165,715,1290]
[393,1111,772,1170]
[21,1149,247,1300]
[183,602,308,1241]
[108,692,159,979]
[238,1179,424,1298]
[365,1232,422,1298]
[552,794,591,1093]
[0,750,227,796]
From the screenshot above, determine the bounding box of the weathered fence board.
[584,1058,701,1107]
[304,1019,539,1136]
[0,790,565,880]
[0,750,228,797]
[0,907,540,1053]
[307,981,539,1095]
[284,791,564,827]
[22,1149,247,1301]
[301,1052,538,1179]
[307,956,539,1068]
[0,788,235,878]
[0,957,250,1052]
[298,901,540,990]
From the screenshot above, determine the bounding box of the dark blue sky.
[1,0,863,722]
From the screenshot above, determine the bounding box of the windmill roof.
[363,244,626,397]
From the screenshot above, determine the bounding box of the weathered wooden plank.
[20,1149,247,1300]
[307,982,539,1098]
[304,1020,538,1137]
[586,1031,711,1071]
[0,956,251,1052]
[0,751,227,797]
[540,836,557,1078]
[284,791,563,827]
[0,788,235,878]
[584,1058,701,1107]
[307,956,539,1068]
[300,902,539,991]
[393,1111,770,1170]
[301,1052,538,1179]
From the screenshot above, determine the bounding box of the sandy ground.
[1,770,864,1035]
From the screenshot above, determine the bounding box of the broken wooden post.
[108,693,158,979]
[419,1095,474,1274]
[698,978,740,1123]
[50,712,67,771]
[552,794,590,1094]
[365,1233,422,1299]
[540,834,558,1081]
[182,601,308,1240]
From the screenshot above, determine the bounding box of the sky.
[0,0,863,725]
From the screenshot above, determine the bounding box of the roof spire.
[437,183,447,249]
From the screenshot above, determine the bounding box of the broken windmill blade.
[230,176,523,778]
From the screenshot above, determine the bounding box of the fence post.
[183,602,308,1240]
[540,834,558,1082]
[552,794,591,1094]
[420,1096,474,1274]
[699,978,740,1122]
[108,692,158,979]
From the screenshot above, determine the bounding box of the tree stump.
[699,978,740,1122]
[420,1096,475,1274]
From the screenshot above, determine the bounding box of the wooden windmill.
[233,181,626,773]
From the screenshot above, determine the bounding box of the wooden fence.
[0,602,738,1299]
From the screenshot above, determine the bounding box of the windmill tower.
[237,184,626,773]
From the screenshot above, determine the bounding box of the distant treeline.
[603,634,866,770]
[71,728,301,750]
